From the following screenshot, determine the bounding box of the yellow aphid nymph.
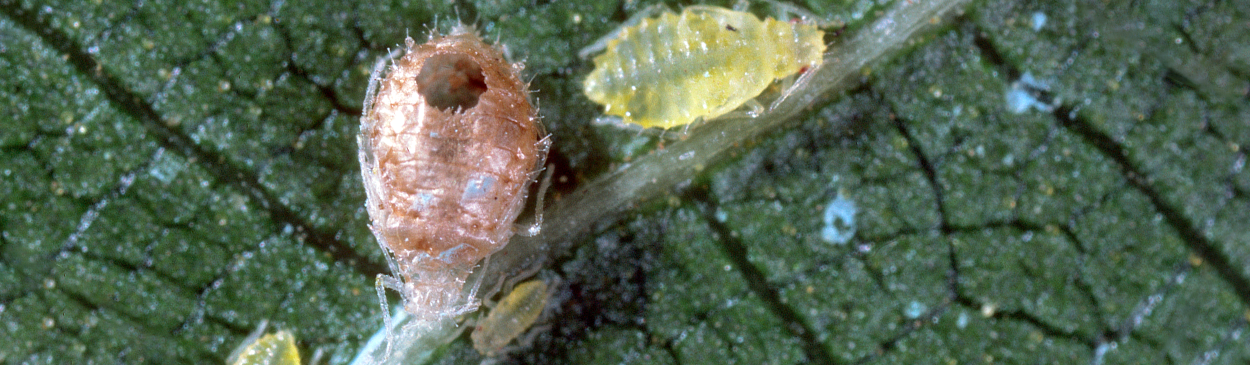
[582,6,826,129]
[471,279,550,356]
[227,329,300,365]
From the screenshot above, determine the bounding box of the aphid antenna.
[478,247,546,309]
[478,275,507,309]
[465,255,491,303]
[500,263,545,301]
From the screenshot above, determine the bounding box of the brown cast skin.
[359,31,545,318]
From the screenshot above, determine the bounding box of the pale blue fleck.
[821,194,857,245]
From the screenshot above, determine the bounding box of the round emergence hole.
[417,53,488,112]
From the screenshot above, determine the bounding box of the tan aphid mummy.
[358,27,549,323]
[582,6,826,129]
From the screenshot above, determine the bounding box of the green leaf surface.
[2,0,1248,364]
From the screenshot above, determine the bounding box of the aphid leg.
[374,274,397,360]
[465,256,491,305]
[633,121,660,138]
[226,319,270,364]
[517,134,551,237]
[446,265,485,318]
[518,164,554,237]
[679,116,698,136]
[443,317,472,343]
[308,347,326,365]
[762,0,838,27]
[743,99,766,117]
[514,323,552,350]
[577,3,671,59]
[675,114,711,137]
[590,115,635,130]
[523,135,552,185]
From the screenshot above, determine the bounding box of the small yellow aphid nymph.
[471,279,552,356]
[227,322,300,365]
